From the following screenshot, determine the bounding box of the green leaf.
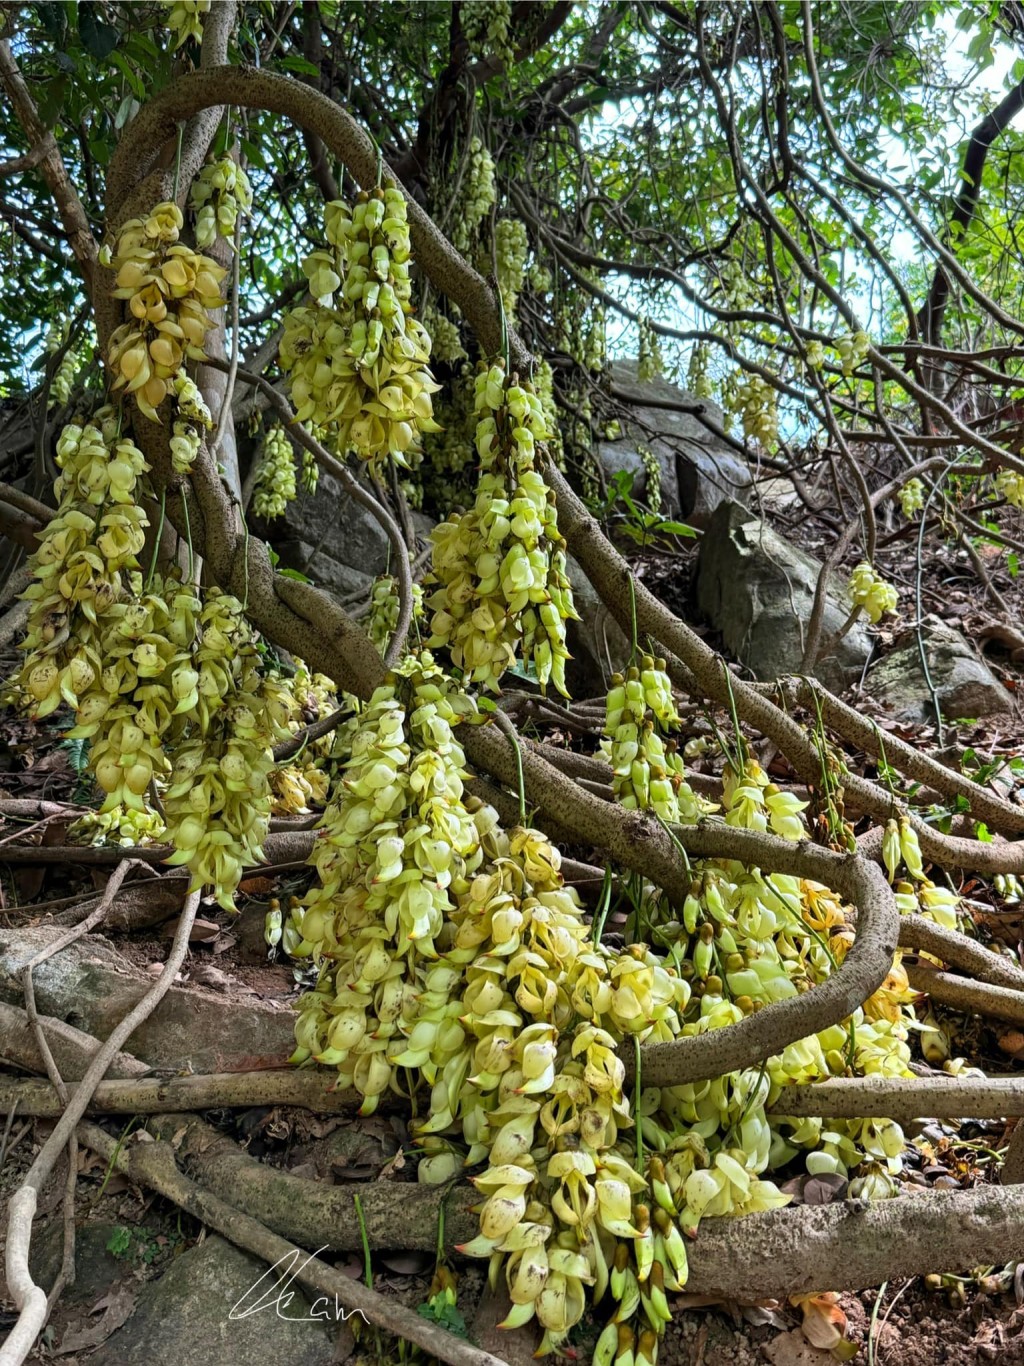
[1008,552,1019,579]
[78,2,119,60]
[277,567,311,583]
[114,94,139,131]
[975,821,993,843]
[110,50,146,97]
[279,54,321,77]
[653,519,698,537]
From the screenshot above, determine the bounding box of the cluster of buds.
[166,0,209,48]
[849,561,898,624]
[18,413,149,719]
[460,0,514,66]
[427,361,578,693]
[366,571,424,655]
[534,361,565,470]
[252,424,297,520]
[899,477,924,518]
[837,329,870,377]
[495,218,529,318]
[450,137,496,255]
[637,446,661,514]
[637,317,663,383]
[44,318,82,408]
[686,342,713,400]
[601,661,716,824]
[280,184,441,469]
[189,155,253,249]
[419,300,466,364]
[731,372,778,446]
[169,374,213,473]
[996,466,1024,510]
[106,201,226,421]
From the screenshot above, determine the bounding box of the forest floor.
[2,514,1024,1365]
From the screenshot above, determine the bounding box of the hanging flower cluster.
[252,424,297,520]
[637,317,663,383]
[189,154,253,249]
[17,411,149,720]
[269,665,337,817]
[279,184,441,469]
[44,317,83,408]
[460,0,514,66]
[366,571,425,655]
[601,659,717,824]
[687,342,714,400]
[450,137,496,255]
[169,374,213,474]
[419,300,466,365]
[106,201,226,421]
[837,329,871,377]
[495,218,529,318]
[731,371,778,446]
[996,466,1024,509]
[848,561,898,624]
[899,477,924,518]
[427,361,578,693]
[166,0,209,48]
[14,409,286,911]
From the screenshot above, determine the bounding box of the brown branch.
[0,1068,356,1118]
[76,1110,1024,1301]
[768,1074,1024,1121]
[905,963,1024,1024]
[898,915,1024,992]
[0,1001,147,1081]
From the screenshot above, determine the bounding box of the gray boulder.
[601,360,752,527]
[864,615,1014,723]
[696,500,872,691]
[88,1236,335,1366]
[0,925,297,1072]
[276,468,434,605]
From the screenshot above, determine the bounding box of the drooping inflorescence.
[427,360,579,693]
[105,201,226,422]
[279,183,441,470]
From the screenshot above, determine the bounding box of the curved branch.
[917,74,1024,344]
[906,963,1024,1024]
[463,722,899,1087]
[898,915,1024,992]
